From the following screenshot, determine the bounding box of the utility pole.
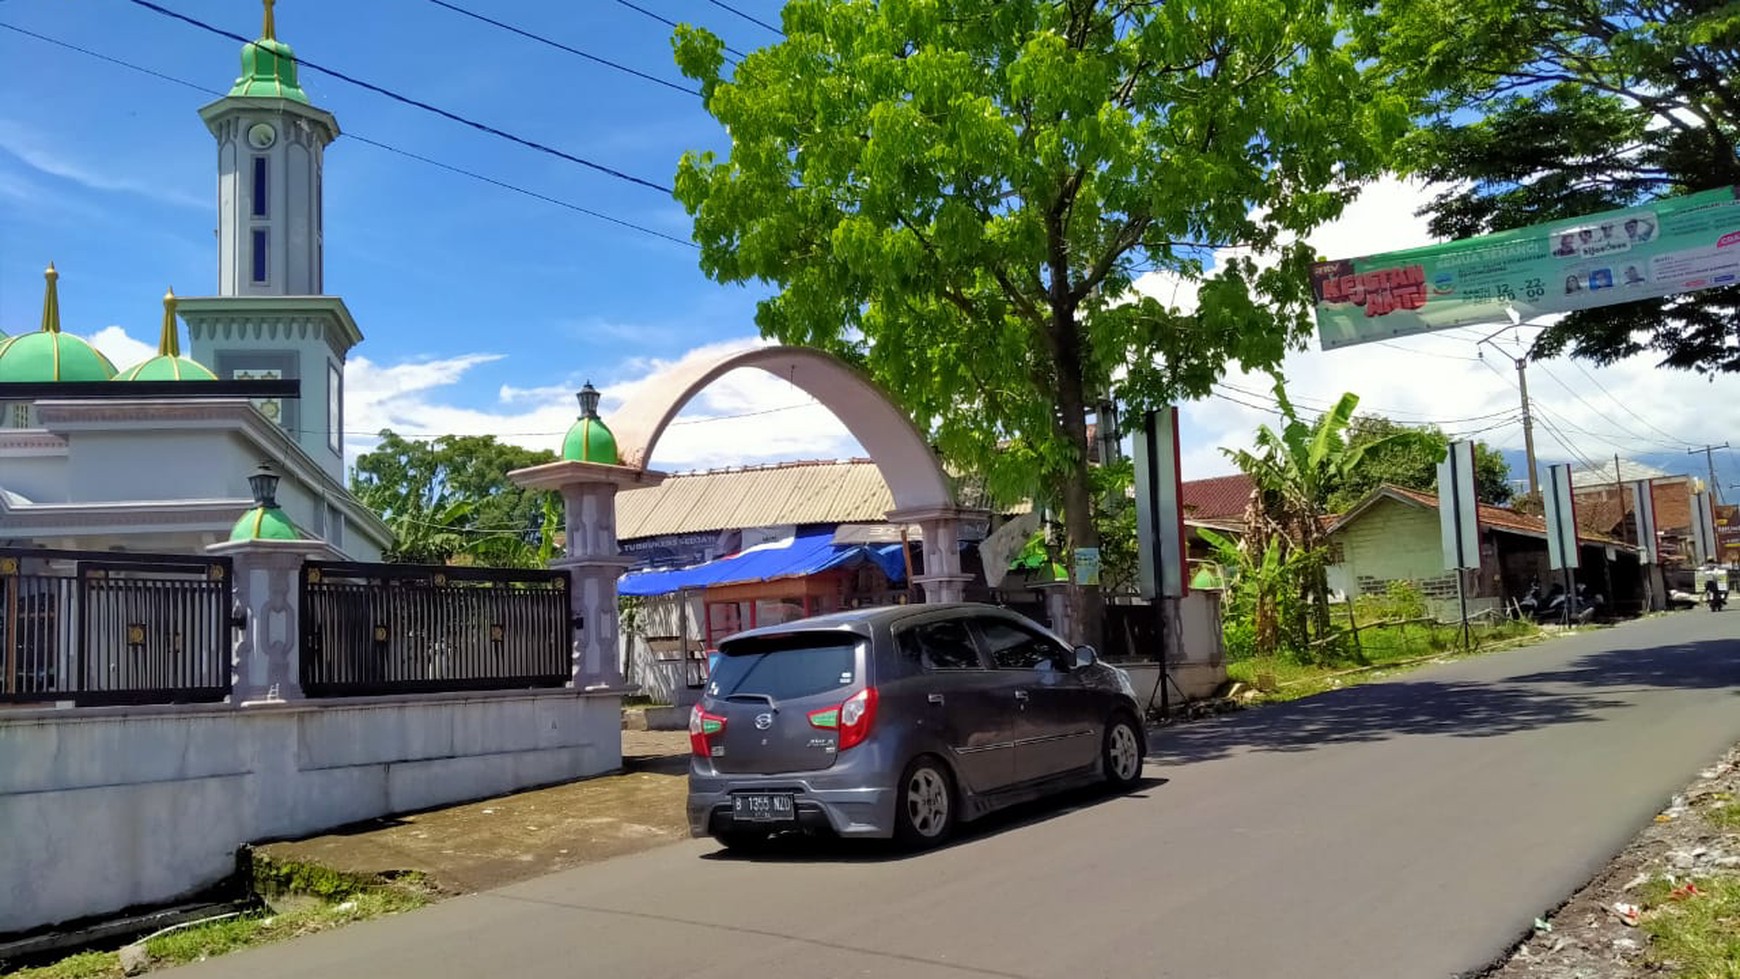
[1689,443,1730,503]
[1478,323,1539,497]
[1516,356,1540,498]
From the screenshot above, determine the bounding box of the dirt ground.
[259,730,693,894]
[1483,743,1740,978]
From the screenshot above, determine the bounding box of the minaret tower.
[202,0,337,296]
[181,0,361,486]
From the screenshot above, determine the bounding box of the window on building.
[327,362,342,455]
[8,403,31,428]
[251,156,268,217]
[250,229,268,283]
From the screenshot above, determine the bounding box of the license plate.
[732,793,795,823]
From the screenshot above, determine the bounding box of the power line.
[1562,357,1692,449]
[1532,361,1667,451]
[1214,381,1517,427]
[702,0,784,35]
[334,401,822,442]
[607,0,747,62]
[123,0,675,195]
[422,0,701,97]
[0,21,695,249]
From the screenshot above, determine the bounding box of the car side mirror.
[1073,644,1098,669]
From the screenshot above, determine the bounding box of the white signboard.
[1133,407,1188,599]
[1541,463,1581,571]
[1690,491,1718,565]
[1632,479,1658,565]
[1438,441,1481,571]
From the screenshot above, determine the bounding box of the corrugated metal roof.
[618,460,896,541]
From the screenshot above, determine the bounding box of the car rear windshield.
[709,634,860,702]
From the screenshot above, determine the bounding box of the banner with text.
[1313,186,1740,350]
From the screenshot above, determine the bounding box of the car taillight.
[809,687,877,751]
[689,704,725,757]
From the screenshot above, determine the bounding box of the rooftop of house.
[1181,473,1255,523]
[1570,458,1673,488]
[1331,483,1630,547]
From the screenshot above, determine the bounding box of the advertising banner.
[1313,186,1740,350]
[1438,441,1481,571]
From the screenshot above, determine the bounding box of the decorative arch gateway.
[611,345,980,603]
[509,345,982,690]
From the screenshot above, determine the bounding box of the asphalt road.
[175,612,1740,979]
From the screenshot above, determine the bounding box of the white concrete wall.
[0,690,621,935]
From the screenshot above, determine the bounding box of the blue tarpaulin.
[619,525,907,597]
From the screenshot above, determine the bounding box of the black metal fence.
[1,548,234,706]
[299,561,571,697]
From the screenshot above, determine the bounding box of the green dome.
[0,331,118,382]
[229,37,309,103]
[229,506,301,541]
[0,263,118,382]
[115,289,215,381]
[116,356,218,381]
[563,416,619,464]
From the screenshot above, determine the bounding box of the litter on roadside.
[1668,882,1703,901]
[1533,917,1552,933]
[1612,901,1641,927]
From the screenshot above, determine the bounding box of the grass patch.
[2,856,432,979]
[1640,875,1740,977]
[1708,799,1740,832]
[1225,618,1543,704]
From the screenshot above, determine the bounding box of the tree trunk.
[1048,305,1103,652]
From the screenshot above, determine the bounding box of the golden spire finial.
[41,262,61,334]
[159,287,181,358]
[262,0,276,40]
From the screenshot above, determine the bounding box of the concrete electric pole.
[1689,443,1730,503]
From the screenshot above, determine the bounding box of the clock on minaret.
[246,123,277,150]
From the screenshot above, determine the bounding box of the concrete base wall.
[0,690,622,935]
[1121,662,1227,709]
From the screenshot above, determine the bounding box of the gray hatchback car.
[687,603,1146,850]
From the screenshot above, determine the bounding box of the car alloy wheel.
[1105,718,1143,787]
[906,766,950,838]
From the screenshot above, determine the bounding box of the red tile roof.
[1181,473,1255,521]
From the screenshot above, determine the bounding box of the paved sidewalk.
[260,730,692,893]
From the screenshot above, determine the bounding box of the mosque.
[0,2,391,559]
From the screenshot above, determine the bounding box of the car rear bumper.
[688,773,896,839]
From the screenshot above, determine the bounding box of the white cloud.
[86,325,157,371]
[0,119,205,210]
[338,337,860,471]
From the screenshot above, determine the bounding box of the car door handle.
[928,693,945,705]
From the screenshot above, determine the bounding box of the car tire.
[1102,713,1144,790]
[893,756,956,850]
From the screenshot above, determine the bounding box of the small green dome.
[229,506,301,541]
[563,417,619,464]
[116,356,219,382]
[561,382,619,464]
[229,37,309,103]
[115,289,215,381]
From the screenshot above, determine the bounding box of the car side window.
[976,618,1067,672]
[898,620,985,671]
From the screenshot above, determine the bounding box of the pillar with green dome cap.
[207,462,342,702]
[510,384,664,690]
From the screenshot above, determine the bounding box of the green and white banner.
[1313,186,1740,350]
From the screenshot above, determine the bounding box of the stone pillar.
[887,506,984,603]
[511,460,666,690]
[205,538,338,704]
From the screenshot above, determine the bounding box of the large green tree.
[672,0,1403,641]
[1330,415,1513,511]
[1356,0,1740,373]
[350,432,559,566]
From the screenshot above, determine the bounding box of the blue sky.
[1,0,773,417]
[2,0,1734,494]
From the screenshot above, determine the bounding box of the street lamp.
[248,462,281,509]
[577,381,601,419]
